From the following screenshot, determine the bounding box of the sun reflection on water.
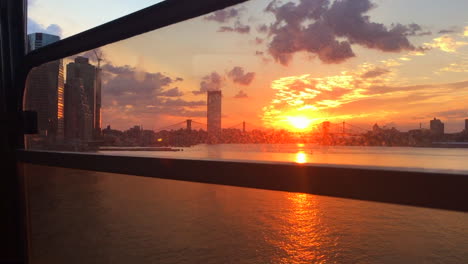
[268,193,331,263]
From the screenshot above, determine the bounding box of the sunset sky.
[28,0,468,132]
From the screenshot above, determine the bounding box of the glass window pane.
[22,164,468,263]
[27,0,164,45]
[24,0,468,172]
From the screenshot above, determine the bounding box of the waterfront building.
[24,33,64,143]
[94,66,102,137]
[430,118,444,137]
[207,90,222,136]
[65,56,100,142]
[65,56,97,141]
[64,78,93,142]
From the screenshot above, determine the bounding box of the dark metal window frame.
[1,0,467,262]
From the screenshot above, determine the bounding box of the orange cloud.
[424,35,468,53]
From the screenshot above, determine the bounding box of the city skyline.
[27,0,468,132]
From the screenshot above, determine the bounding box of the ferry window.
[14,0,468,263]
[24,0,468,173]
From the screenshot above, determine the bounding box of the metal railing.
[17,150,468,212]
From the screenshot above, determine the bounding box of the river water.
[25,145,468,263]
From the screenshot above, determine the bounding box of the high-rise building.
[27,32,59,52]
[94,66,102,136]
[65,57,96,142]
[465,119,468,131]
[64,78,93,142]
[24,33,64,144]
[430,118,444,136]
[65,56,97,141]
[207,90,222,136]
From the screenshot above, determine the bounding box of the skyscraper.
[65,56,97,142]
[24,33,64,143]
[465,119,468,131]
[430,118,444,137]
[27,32,59,51]
[207,90,222,136]
[94,66,102,137]
[64,78,93,142]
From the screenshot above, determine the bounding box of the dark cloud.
[218,22,250,34]
[361,68,391,79]
[102,63,134,75]
[438,29,456,34]
[100,63,203,116]
[438,26,459,34]
[193,72,224,95]
[405,23,431,36]
[104,66,174,100]
[204,7,244,23]
[27,18,63,37]
[228,66,255,85]
[257,24,269,33]
[266,0,425,65]
[158,98,205,107]
[234,90,249,98]
[433,109,468,119]
[158,87,184,97]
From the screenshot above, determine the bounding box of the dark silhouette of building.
[207,90,222,136]
[186,119,192,131]
[465,119,468,132]
[64,78,93,142]
[65,56,97,142]
[24,33,64,143]
[94,65,102,137]
[430,118,444,137]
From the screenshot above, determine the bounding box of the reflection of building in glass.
[25,33,64,143]
[64,57,96,142]
[430,118,444,136]
[207,90,222,136]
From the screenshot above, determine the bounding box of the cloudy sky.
[28,0,468,132]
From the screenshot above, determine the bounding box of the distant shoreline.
[99,147,182,151]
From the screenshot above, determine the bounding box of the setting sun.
[287,116,313,131]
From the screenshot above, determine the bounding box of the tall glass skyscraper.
[27,32,59,51]
[25,33,64,144]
